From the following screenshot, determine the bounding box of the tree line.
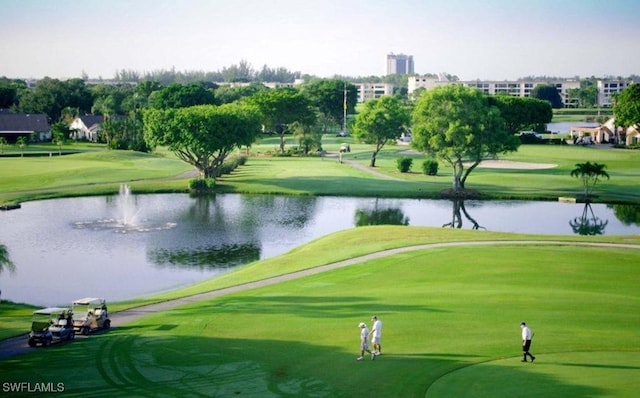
[2,73,638,194]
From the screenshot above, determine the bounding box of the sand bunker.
[477,160,557,170]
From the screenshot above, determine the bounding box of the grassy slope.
[1,229,638,397]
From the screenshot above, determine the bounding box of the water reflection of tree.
[442,200,485,230]
[148,243,260,270]
[240,195,316,229]
[569,203,608,235]
[608,204,640,226]
[0,243,16,275]
[355,204,409,226]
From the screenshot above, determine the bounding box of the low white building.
[569,117,640,145]
[0,112,51,141]
[354,82,394,103]
[408,76,580,106]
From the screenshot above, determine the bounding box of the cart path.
[2,240,639,360]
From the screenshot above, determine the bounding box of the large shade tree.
[353,96,410,167]
[246,87,316,154]
[490,95,552,134]
[530,84,564,108]
[300,79,358,133]
[143,103,261,178]
[613,83,640,144]
[411,85,519,193]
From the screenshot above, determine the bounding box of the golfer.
[520,322,536,363]
[369,315,382,356]
[357,322,374,361]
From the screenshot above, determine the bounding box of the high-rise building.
[386,53,414,75]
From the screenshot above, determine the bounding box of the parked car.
[72,297,111,335]
[28,307,75,347]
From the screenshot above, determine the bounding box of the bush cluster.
[396,157,413,173]
[189,177,215,193]
[421,159,438,175]
[217,154,248,176]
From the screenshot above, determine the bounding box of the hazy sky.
[1,0,639,81]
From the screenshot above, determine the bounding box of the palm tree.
[16,136,27,157]
[570,162,610,199]
[0,243,15,275]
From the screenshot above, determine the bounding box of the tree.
[570,161,610,199]
[613,83,640,134]
[51,121,71,155]
[246,87,316,154]
[353,96,410,167]
[17,77,92,120]
[0,137,7,154]
[215,83,267,104]
[0,77,26,109]
[143,103,261,178]
[490,96,552,134]
[101,115,148,152]
[531,84,564,108]
[411,85,518,193]
[16,136,28,157]
[148,82,217,109]
[567,78,598,108]
[90,83,136,116]
[300,79,358,133]
[0,243,16,276]
[290,121,322,155]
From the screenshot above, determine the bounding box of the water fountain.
[73,184,176,233]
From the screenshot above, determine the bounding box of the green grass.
[1,228,638,397]
[1,140,639,205]
[1,139,639,396]
[0,149,193,204]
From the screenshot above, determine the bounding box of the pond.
[546,121,599,134]
[1,192,638,306]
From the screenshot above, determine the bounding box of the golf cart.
[28,307,75,347]
[72,297,111,335]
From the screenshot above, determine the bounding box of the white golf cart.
[72,297,111,335]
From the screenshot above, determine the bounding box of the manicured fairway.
[1,242,638,397]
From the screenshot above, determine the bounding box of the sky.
[1,0,639,81]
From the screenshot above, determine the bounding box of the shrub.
[396,157,413,173]
[421,159,439,175]
[217,154,248,176]
[189,177,215,193]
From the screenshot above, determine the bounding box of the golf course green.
[1,140,639,396]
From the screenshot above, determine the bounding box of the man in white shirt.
[369,315,382,357]
[520,322,536,363]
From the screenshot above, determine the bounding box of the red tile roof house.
[0,112,51,142]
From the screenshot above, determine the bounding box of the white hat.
[359,322,366,328]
